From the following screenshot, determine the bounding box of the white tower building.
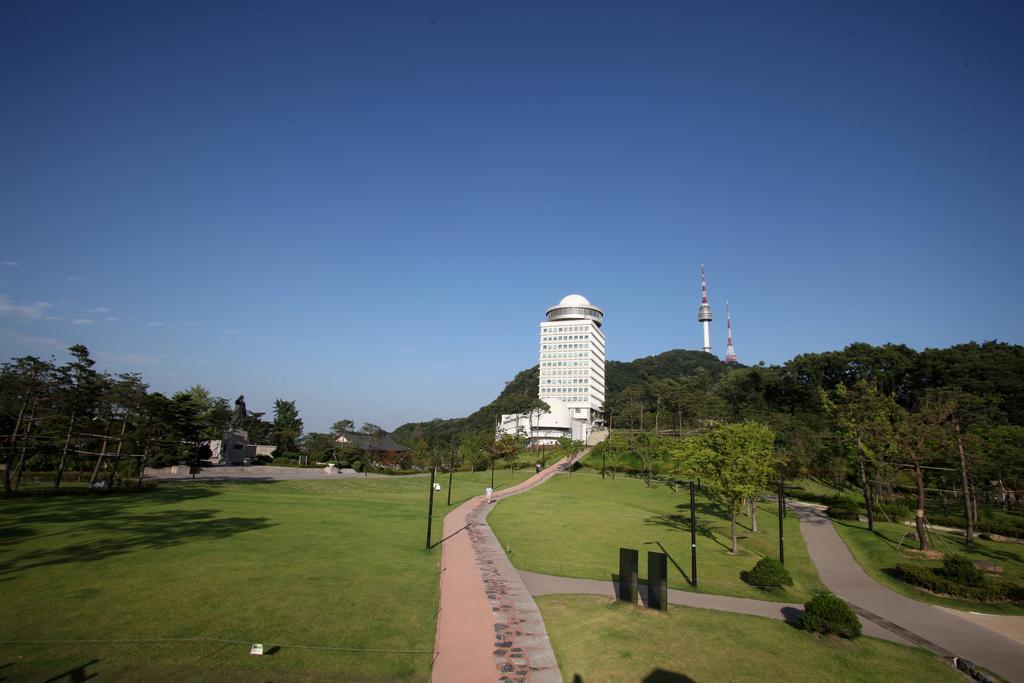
[498,294,606,446]
[538,294,606,423]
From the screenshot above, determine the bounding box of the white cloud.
[0,330,65,350]
[1,261,20,267]
[105,317,119,322]
[0,294,55,320]
[85,307,109,313]
[147,321,164,328]
[66,276,87,283]
[72,318,97,325]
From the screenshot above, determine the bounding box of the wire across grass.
[0,468,532,681]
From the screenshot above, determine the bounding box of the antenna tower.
[725,302,737,364]
[697,264,713,354]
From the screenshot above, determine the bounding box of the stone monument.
[221,395,249,466]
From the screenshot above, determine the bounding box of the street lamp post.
[778,479,785,565]
[426,467,436,549]
[690,480,698,587]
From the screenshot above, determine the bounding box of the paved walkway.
[433,456,584,683]
[518,570,909,644]
[144,465,393,481]
[791,501,1024,682]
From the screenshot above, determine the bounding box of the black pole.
[447,466,453,506]
[689,480,697,587]
[778,479,785,565]
[426,467,436,549]
[490,457,495,489]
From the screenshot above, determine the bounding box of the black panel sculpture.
[647,551,668,611]
[619,548,638,604]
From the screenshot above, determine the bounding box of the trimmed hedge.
[801,592,861,638]
[827,499,861,520]
[892,555,1024,604]
[926,513,1024,540]
[744,558,793,590]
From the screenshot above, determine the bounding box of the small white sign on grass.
[250,643,264,656]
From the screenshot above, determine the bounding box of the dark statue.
[230,394,247,429]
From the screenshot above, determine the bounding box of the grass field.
[831,518,1024,616]
[0,468,531,681]
[488,470,825,602]
[538,594,960,682]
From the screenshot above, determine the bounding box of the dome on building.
[558,294,591,307]
[546,293,603,326]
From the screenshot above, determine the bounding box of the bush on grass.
[927,512,1024,540]
[827,499,861,521]
[352,460,364,472]
[892,557,1024,604]
[801,592,861,639]
[939,555,986,587]
[743,558,794,590]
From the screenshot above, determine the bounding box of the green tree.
[682,421,777,554]
[300,432,342,462]
[331,418,354,437]
[101,373,149,487]
[821,381,896,532]
[53,345,103,490]
[271,399,304,456]
[1,355,55,494]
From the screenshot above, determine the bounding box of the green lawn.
[538,594,960,682]
[0,468,531,681]
[488,470,824,602]
[831,518,1024,616]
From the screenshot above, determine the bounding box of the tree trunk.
[913,460,929,551]
[954,417,974,545]
[105,415,130,488]
[857,429,874,531]
[3,393,29,494]
[89,417,113,485]
[12,397,37,491]
[54,407,77,491]
[751,499,758,533]
[136,444,151,489]
[730,508,738,554]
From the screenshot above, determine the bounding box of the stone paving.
[433,454,586,683]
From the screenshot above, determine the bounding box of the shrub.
[801,592,861,638]
[891,563,1020,603]
[744,558,793,590]
[336,461,350,469]
[827,499,861,521]
[877,501,911,522]
[352,460,364,472]
[927,513,1024,540]
[939,555,985,587]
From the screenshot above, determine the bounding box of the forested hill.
[390,349,732,446]
[391,341,1024,449]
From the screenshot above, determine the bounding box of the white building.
[499,294,606,446]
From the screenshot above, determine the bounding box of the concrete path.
[433,456,586,683]
[791,501,1024,682]
[143,465,394,481]
[517,570,910,645]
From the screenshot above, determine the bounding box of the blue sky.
[1,1,1021,432]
